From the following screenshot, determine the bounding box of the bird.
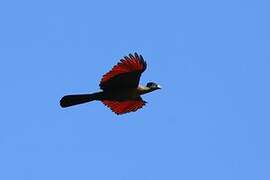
[60,53,161,115]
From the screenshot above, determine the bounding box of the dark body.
[60,53,160,115]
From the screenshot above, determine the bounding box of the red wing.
[99,53,147,90]
[102,98,146,115]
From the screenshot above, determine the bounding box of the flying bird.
[60,53,161,115]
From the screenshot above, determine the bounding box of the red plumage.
[102,99,146,115]
[100,53,146,87]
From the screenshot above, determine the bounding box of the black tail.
[60,92,103,108]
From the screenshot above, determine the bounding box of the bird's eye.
[147,82,154,87]
[147,82,157,88]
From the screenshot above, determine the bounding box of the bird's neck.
[137,85,153,95]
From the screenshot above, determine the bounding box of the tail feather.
[60,92,102,108]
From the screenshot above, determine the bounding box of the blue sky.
[1,0,269,179]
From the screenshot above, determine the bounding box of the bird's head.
[146,82,162,91]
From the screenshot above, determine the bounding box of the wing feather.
[99,53,147,90]
[102,98,146,115]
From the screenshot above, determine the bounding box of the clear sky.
[0,0,269,179]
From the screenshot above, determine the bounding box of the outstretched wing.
[99,53,147,90]
[102,97,147,115]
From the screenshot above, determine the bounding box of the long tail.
[60,92,103,108]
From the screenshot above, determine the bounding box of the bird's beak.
[157,84,162,89]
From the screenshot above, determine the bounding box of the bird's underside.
[99,88,147,115]
[60,53,160,115]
